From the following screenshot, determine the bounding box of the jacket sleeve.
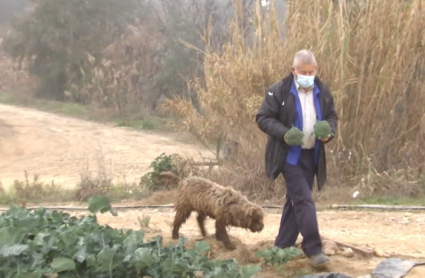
[255,87,289,140]
[324,90,338,143]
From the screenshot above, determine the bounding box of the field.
[0,103,214,189]
[89,202,425,277]
[1,103,424,277]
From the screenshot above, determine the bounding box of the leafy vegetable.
[87,195,117,216]
[0,196,261,278]
[284,126,305,146]
[313,120,334,139]
[255,246,302,268]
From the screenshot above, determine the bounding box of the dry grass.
[74,151,151,202]
[0,171,71,206]
[160,0,425,198]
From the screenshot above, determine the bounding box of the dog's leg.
[215,219,236,250]
[172,207,192,240]
[196,213,207,238]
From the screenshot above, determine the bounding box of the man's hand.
[319,134,332,143]
[284,126,304,146]
[313,121,334,141]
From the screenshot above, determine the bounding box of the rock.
[374,247,385,257]
[400,219,410,225]
[341,247,354,258]
[324,247,336,256]
[323,240,339,256]
[295,237,302,247]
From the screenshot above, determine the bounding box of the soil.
[0,103,213,189]
[1,103,425,277]
[66,200,425,278]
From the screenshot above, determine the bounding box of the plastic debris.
[370,258,424,278]
[296,274,352,278]
[295,258,425,278]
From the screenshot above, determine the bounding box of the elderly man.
[255,49,338,267]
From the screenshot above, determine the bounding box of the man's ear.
[291,67,297,78]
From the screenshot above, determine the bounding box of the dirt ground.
[66,203,424,277]
[0,103,213,189]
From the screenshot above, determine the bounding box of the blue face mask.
[296,74,315,88]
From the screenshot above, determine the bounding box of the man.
[255,49,338,267]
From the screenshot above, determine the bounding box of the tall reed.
[161,0,425,197]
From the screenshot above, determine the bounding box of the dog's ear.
[248,207,255,217]
[250,207,263,219]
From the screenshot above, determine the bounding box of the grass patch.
[116,119,155,130]
[352,196,425,206]
[114,117,172,131]
[0,91,179,133]
[0,91,92,119]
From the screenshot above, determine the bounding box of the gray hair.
[292,49,317,69]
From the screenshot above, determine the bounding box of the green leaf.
[33,232,50,247]
[254,248,273,259]
[123,230,145,254]
[58,232,78,249]
[51,257,76,273]
[193,241,210,254]
[0,227,26,246]
[86,254,97,268]
[96,245,121,272]
[12,271,43,278]
[133,248,156,270]
[87,195,117,216]
[73,245,87,263]
[0,244,29,257]
[57,274,79,278]
[239,265,262,277]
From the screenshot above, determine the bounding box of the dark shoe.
[310,253,330,267]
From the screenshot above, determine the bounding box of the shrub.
[139,153,177,191]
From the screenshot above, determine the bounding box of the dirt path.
[94,208,425,259]
[0,103,213,189]
[63,207,425,277]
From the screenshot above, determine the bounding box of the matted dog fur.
[159,171,265,250]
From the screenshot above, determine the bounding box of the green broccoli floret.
[284,126,304,146]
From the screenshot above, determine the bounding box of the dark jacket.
[255,72,338,190]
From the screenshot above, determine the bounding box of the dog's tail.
[159,171,182,187]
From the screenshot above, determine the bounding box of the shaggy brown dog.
[159,171,265,250]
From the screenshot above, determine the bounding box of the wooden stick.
[1,203,424,212]
[334,241,374,257]
[321,236,373,257]
[0,204,289,212]
[330,204,425,211]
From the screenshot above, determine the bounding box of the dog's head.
[247,206,265,233]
